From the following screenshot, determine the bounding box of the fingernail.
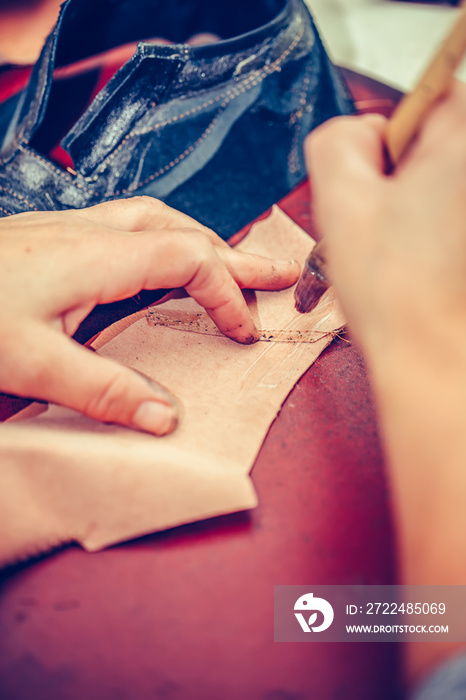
[132,401,178,436]
[242,333,259,345]
[243,318,260,343]
[237,324,260,345]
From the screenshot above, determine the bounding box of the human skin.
[305,81,466,688]
[0,196,299,435]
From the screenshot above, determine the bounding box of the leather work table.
[0,71,404,700]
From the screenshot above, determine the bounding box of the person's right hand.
[305,82,466,686]
[305,80,466,371]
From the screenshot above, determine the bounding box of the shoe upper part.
[0,0,353,238]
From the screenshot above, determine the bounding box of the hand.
[305,81,466,370]
[305,83,466,685]
[0,197,299,434]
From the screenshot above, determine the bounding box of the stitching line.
[146,309,340,344]
[0,183,39,211]
[18,23,304,195]
[17,144,88,190]
[288,63,313,176]
[0,204,13,216]
[113,104,228,196]
[91,24,304,187]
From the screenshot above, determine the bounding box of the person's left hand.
[0,197,299,434]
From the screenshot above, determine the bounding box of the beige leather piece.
[0,207,345,566]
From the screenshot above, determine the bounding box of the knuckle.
[191,231,215,258]
[170,232,220,293]
[188,234,218,276]
[172,229,214,263]
[127,195,166,218]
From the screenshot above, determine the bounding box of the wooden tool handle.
[386,0,466,164]
[295,1,466,314]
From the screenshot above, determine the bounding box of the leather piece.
[0,70,402,700]
[0,208,344,567]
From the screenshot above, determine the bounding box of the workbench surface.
[0,70,403,700]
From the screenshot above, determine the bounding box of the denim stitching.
[0,183,39,211]
[288,64,312,176]
[17,144,86,188]
[88,24,305,185]
[113,104,228,195]
[111,71,261,170]
[149,43,259,108]
[0,204,13,216]
[14,21,305,198]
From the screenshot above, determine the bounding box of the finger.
[141,232,260,343]
[63,229,299,303]
[176,236,259,344]
[7,328,180,435]
[62,229,293,344]
[215,247,300,290]
[77,196,229,247]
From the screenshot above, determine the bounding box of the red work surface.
[0,71,403,700]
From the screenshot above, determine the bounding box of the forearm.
[306,89,466,691]
[366,335,466,685]
[366,325,466,583]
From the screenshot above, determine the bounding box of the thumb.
[14,328,179,435]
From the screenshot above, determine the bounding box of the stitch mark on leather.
[85,24,305,187]
[0,183,39,212]
[146,309,337,344]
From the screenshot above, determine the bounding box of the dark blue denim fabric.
[0,0,353,239]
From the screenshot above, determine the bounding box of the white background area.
[305,0,466,91]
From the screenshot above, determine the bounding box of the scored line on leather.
[146,309,337,344]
